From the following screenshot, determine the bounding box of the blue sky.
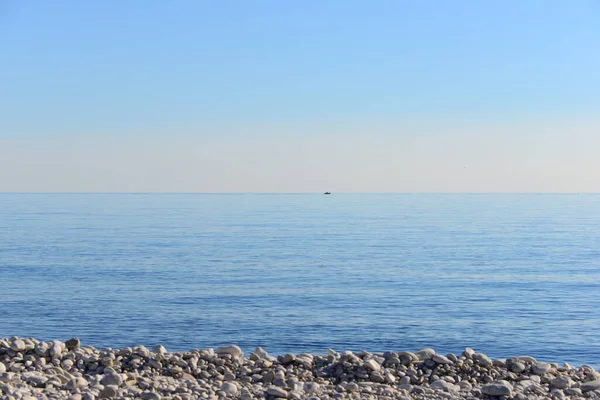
[1,1,599,191]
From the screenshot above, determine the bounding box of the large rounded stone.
[370,372,385,383]
[415,348,435,360]
[99,385,118,399]
[216,345,243,359]
[532,362,552,375]
[221,382,238,396]
[463,347,475,358]
[9,339,26,352]
[511,361,527,373]
[431,379,459,393]
[266,386,288,398]
[151,345,167,355]
[101,373,123,387]
[551,376,573,389]
[141,392,161,400]
[473,353,493,367]
[363,359,381,371]
[65,337,80,350]
[432,354,453,364]
[482,380,513,396]
[66,377,89,390]
[581,380,600,393]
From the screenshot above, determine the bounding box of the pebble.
[65,338,80,351]
[473,353,493,367]
[432,354,453,364]
[511,361,527,373]
[221,382,238,396]
[151,345,167,355]
[581,379,600,392]
[552,376,573,389]
[363,359,381,371]
[533,362,552,375]
[141,392,161,400]
[66,377,89,390]
[100,373,123,387]
[216,345,243,359]
[98,385,118,399]
[415,348,435,360]
[481,380,513,396]
[431,379,459,392]
[10,339,26,352]
[266,386,288,397]
[1,337,599,400]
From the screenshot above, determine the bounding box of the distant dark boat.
[324,192,331,195]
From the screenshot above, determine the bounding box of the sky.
[1,0,599,192]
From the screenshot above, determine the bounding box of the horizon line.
[1,192,599,195]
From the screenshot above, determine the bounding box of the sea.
[1,193,599,366]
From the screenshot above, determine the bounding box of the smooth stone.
[304,382,320,393]
[565,388,582,396]
[581,380,600,392]
[100,373,123,387]
[463,347,475,358]
[135,346,150,358]
[65,338,81,351]
[23,373,47,386]
[98,385,118,399]
[220,382,238,396]
[511,362,527,373]
[363,359,381,372]
[473,353,493,367]
[584,370,600,381]
[0,363,5,373]
[432,354,453,364]
[151,345,167,355]
[551,376,573,389]
[481,380,513,396]
[82,392,96,400]
[278,354,296,364]
[492,359,506,367]
[385,371,396,383]
[430,380,459,393]
[369,372,385,383]
[266,386,288,398]
[253,347,275,361]
[141,392,161,400]
[66,377,89,390]
[9,339,26,352]
[398,352,417,365]
[216,345,243,359]
[346,382,359,392]
[532,362,552,375]
[415,348,435,360]
[517,356,537,363]
[515,379,537,390]
[49,340,65,356]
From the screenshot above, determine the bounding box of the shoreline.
[2,337,600,400]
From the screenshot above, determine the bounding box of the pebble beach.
[2,337,600,400]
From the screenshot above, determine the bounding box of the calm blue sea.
[1,194,599,365]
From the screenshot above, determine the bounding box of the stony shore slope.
[1,337,600,400]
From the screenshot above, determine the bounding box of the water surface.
[1,194,599,365]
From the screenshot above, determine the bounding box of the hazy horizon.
[2,1,599,192]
